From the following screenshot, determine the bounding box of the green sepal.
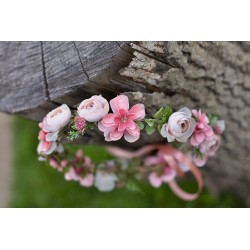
[146,125,155,135]
[208,113,219,126]
[154,106,172,123]
[145,119,155,127]
[136,121,145,130]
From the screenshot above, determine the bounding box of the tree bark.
[0,41,249,200]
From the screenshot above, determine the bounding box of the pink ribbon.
[106,144,203,201]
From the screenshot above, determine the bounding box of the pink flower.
[190,109,214,146]
[43,104,71,132]
[193,135,221,167]
[149,167,176,188]
[74,116,86,133]
[193,154,208,167]
[199,135,221,157]
[64,167,80,181]
[37,140,57,155]
[98,95,145,142]
[213,120,225,135]
[160,107,196,143]
[77,95,109,122]
[145,152,176,188]
[37,122,58,155]
[79,174,94,187]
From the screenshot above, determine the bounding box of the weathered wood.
[0,41,148,119]
[1,41,250,200]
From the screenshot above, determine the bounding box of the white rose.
[160,107,196,142]
[94,171,118,192]
[43,104,71,132]
[77,95,109,122]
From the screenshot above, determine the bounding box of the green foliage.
[125,179,144,194]
[136,121,145,130]
[67,130,80,140]
[208,113,219,126]
[146,124,156,135]
[153,106,172,122]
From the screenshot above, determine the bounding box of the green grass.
[9,117,247,208]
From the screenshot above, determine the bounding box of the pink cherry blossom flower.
[98,95,145,142]
[144,152,176,188]
[160,107,196,142]
[77,95,109,122]
[199,135,221,157]
[148,167,176,188]
[43,104,71,132]
[190,109,214,146]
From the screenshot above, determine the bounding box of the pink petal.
[126,120,136,130]
[38,130,46,140]
[118,121,127,131]
[124,130,140,143]
[162,169,176,183]
[109,128,123,141]
[128,104,145,120]
[195,132,205,143]
[76,149,83,159]
[193,154,208,167]
[110,95,129,115]
[101,113,116,124]
[148,172,163,188]
[190,135,199,146]
[79,174,94,187]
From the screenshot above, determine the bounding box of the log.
[0,41,250,200]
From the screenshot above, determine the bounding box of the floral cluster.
[36,94,225,199]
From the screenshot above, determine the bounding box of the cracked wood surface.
[0,41,250,199]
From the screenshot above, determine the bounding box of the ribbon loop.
[106,144,203,201]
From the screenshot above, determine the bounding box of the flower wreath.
[37,95,225,200]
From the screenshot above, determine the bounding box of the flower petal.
[110,128,123,141]
[110,95,129,115]
[178,107,192,118]
[128,104,145,120]
[124,130,140,143]
[148,172,163,188]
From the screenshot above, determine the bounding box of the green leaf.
[125,179,143,194]
[145,119,155,127]
[158,124,163,132]
[146,125,155,135]
[208,113,219,126]
[153,106,172,123]
[136,121,145,130]
[153,107,165,119]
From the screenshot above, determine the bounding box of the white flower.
[94,171,118,192]
[77,95,109,122]
[43,104,71,132]
[160,107,196,142]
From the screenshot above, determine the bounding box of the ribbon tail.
[106,145,158,159]
[168,180,200,201]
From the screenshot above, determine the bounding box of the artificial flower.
[190,109,214,146]
[94,171,118,192]
[77,95,109,122]
[98,95,145,142]
[160,107,196,142]
[43,104,71,132]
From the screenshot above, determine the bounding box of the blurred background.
[0,113,247,208]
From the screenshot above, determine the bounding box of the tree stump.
[0,41,250,200]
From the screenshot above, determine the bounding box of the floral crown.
[37,94,225,200]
